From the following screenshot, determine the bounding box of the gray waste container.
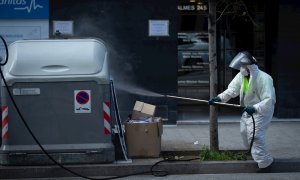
[0,39,114,165]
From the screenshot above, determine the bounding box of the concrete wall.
[50,0,178,123]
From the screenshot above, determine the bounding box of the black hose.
[0,35,256,178]
[249,114,255,154]
[0,35,8,65]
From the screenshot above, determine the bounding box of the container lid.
[4,39,107,76]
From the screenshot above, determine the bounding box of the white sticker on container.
[13,88,40,95]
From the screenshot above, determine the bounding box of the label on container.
[13,88,40,95]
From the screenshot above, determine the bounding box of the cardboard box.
[131,101,156,120]
[125,118,163,158]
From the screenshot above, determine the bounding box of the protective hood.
[247,64,259,77]
[229,51,256,70]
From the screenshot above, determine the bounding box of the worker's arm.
[218,73,242,103]
[253,75,276,116]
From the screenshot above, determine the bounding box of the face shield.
[229,51,256,70]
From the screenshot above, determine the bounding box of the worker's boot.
[256,162,273,173]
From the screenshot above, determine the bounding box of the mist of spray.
[73,13,164,98]
[114,81,164,97]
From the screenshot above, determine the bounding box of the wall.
[270,0,300,118]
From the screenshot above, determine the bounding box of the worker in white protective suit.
[209,51,276,172]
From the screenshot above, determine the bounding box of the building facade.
[0,0,299,124]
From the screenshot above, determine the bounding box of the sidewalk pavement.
[162,120,300,159]
[1,119,300,179]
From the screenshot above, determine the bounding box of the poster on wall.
[177,32,210,99]
[0,0,49,58]
[149,20,169,37]
[53,21,74,35]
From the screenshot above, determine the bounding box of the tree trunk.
[208,0,219,151]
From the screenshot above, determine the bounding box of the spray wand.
[165,94,255,155]
[165,95,242,108]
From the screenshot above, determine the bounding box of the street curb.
[1,159,300,179]
[176,119,300,125]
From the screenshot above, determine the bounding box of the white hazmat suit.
[218,64,276,168]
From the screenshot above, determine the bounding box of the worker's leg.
[240,114,250,149]
[251,116,273,168]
